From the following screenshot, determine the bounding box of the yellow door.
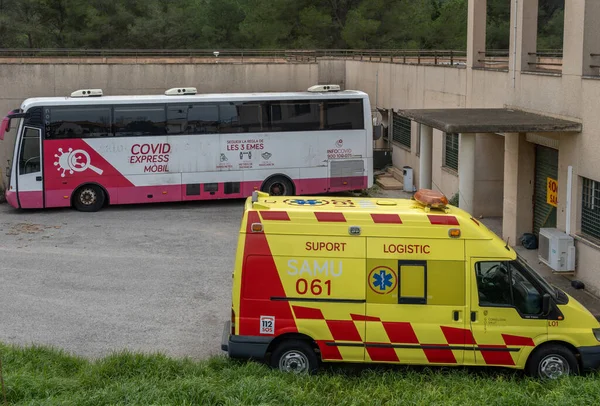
[364,238,469,366]
[469,259,548,368]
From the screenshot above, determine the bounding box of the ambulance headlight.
[593,328,600,342]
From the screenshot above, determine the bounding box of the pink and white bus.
[1,85,373,211]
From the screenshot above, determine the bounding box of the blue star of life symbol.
[373,269,393,291]
[292,199,321,205]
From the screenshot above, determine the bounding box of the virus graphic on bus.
[368,266,397,295]
[54,147,104,177]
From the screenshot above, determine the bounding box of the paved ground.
[0,199,244,359]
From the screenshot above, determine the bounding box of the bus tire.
[270,339,319,374]
[526,344,579,379]
[73,184,105,212]
[262,176,294,196]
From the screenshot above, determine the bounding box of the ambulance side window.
[475,261,543,316]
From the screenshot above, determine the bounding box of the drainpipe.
[566,165,573,235]
[512,0,518,88]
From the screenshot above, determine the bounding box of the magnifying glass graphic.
[67,149,103,174]
[54,147,104,177]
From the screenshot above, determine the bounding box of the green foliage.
[449,191,459,206]
[2,342,600,405]
[0,0,565,50]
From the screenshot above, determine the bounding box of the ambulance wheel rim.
[539,354,570,379]
[279,350,309,373]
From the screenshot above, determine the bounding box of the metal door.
[533,145,558,235]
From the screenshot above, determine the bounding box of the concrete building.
[345,0,600,295]
[2,0,600,294]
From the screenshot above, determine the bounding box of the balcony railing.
[0,48,467,67]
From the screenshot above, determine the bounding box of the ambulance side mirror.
[542,293,551,315]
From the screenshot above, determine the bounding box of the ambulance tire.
[270,340,319,374]
[526,344,579,379]
[73,184,105,212]
[262,176,294,196]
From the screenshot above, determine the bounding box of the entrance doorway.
[533,145,558,235]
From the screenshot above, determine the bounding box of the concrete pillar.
[509,0,539,73]
[458,133,476,214]
[419,124,433,190]
[467,0,487,69]
[502,133,535,245]
[563,0,600,76]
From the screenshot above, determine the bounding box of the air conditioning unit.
[538,228,576,272]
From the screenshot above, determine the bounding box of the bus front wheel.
[262,176,294,196]
[73,184,105,212]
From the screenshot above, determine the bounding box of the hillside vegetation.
[0,0,564,50]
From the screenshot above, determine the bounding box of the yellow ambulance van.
[221,190,600,378]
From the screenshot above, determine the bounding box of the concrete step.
[387,166,404,182]
[376,176,404,190]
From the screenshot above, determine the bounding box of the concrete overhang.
[396,108,582,134]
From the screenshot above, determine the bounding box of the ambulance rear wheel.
[270,340,318,374]
[73,184,105,212]
[527,344,579,379]
[262,176,294,196]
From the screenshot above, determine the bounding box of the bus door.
[16,127,44,208]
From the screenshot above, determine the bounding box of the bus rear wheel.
[262,176,294,196]
[73,184,105,212]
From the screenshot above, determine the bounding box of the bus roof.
[245,194,516,258]
[20,90,368,110]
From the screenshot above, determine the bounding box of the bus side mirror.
[542,293,551,315]
[373,124,383,140]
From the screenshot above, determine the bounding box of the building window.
[581,177,600,241]
[392,113,411,149]
[444,133,459,171]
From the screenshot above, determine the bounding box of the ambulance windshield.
[516,255,557,298]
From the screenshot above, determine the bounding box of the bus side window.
[47,107,112,139]
[268,101,320,132]
[218,104,240,133]
[114,105,166,136]
[166,104,219,135]
[237,103,263,132]
[324,100,364,130]
[187,104,219,134]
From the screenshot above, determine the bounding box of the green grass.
[1,343,600,406]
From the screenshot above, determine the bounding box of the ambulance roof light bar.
[165,87,197,96]
[70,89,103,97]
[413,189,449,212]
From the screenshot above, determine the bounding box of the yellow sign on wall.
[547,177,558,207]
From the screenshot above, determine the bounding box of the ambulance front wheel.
[270,340,319,374]
[527,344,579,379]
